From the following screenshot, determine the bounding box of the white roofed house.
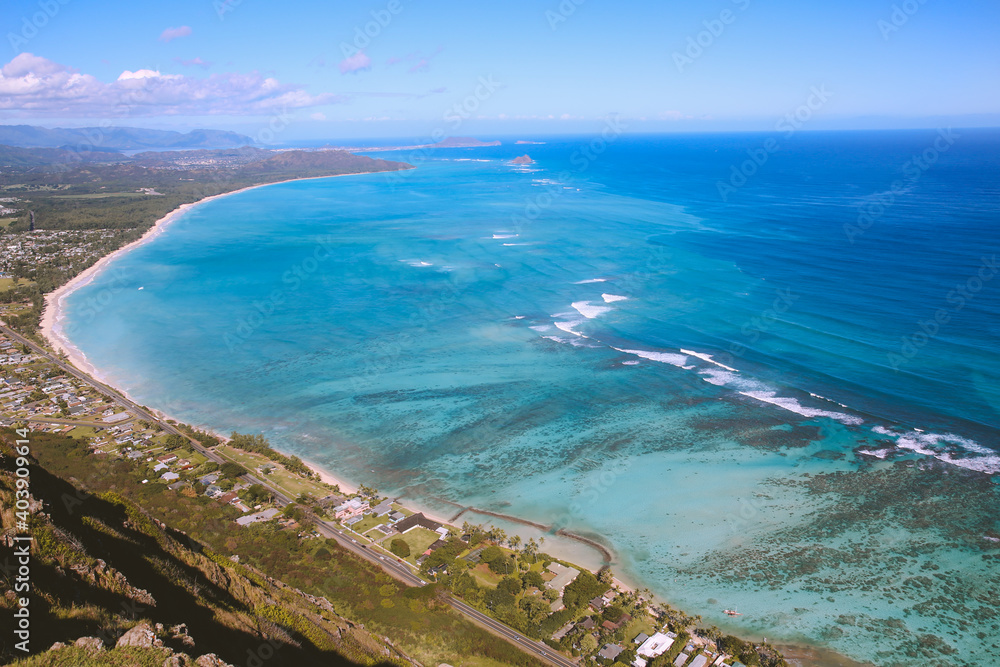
[637,632,675,659]
[334,498,367,521]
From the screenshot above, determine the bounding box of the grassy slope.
[1,428,547,667]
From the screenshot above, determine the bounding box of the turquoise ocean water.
[59,130,1000,665]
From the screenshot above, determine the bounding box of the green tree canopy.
[220,461,248,479]
[390,539,410,558]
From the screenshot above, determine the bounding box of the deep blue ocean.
[59,129,1000,665]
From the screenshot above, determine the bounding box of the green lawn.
[398,526,441,564]
[0,277,35,291]
[67,425,99,439]
[470,563,505,588]
[215,444,332,498]
[52,192,151,199]
[349,513,386,534]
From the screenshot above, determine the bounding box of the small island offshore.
[0,134,797,667]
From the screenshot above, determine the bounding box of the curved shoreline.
[40,173,370,378]
[34,172,854,667]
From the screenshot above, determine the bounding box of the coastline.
[31,169,845,667]
[39,172,379,380]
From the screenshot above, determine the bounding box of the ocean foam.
[681,349,737,371]
[554,320,585,336]
[877,430,1000,472]
[602,294,628,303]
[738,391,865,425]
[529,324,553,332]
[571,301,612,319]
[613,347,689,367]
[858,448,893,459]
[493,233,517,239]
[574,278,607,284]
[698,368,738,386]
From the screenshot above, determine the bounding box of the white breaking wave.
[554,320,585,336]
[698,368,740,386]
[571,301,612,319]
[493,233,517,239]
[858,448,893,459]
[878,429,1000,474]
[529,324,552,332]
[613,347,689,367]
[681,349,737,371]
[574,278,607,284]
[602,294,628,303]
[738,391,865,426]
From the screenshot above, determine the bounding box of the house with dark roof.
[393,512,442,534]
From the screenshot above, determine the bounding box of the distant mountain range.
[0,124,254,150]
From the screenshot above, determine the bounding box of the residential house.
[598,644,623,661]
[544,562,579,593]
[160,472,180,482]
[371,499,393,516]
[235,508,280,526]
[637,633,675,659]
[334,498,367,521]
[198,473,220,486]
[393,512,442,534]
[552,622,574,641]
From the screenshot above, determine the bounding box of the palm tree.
[524,537,539,562]
[509,535,522,552]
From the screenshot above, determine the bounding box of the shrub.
[563,569,605,608]
[498,576,523,596]
[219,461,248,479]
[522,570,545,588]
[390,538,410,558]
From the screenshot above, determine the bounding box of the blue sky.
[2,0,998,140]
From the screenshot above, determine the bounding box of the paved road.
[309,515,576,667]
[28,416,123,427]
[1,324,289,503]
[2,322,573,667]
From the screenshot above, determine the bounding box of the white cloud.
[310,112,327,121]
[159,26,192,43]
[339,52,371,75]
[0,53,343,117]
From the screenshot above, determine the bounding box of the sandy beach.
[39,172,376,379]
[29,168,825,663]
[36,170,459,531]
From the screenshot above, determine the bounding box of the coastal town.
[0,317,784,667]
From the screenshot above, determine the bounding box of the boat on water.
[723,608,743,616]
